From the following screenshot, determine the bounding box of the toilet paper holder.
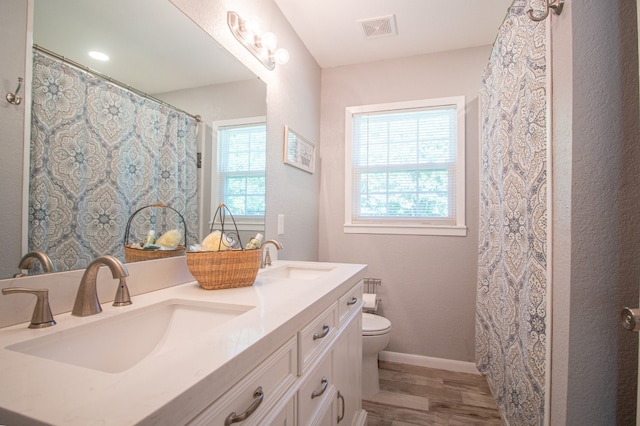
[363,278,382,313]
[363,278,381,294]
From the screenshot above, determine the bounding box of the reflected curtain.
[29,51,198,271]
[476,1,548,424]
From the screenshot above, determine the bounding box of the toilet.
[362,312,392,398]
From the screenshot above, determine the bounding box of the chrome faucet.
[260,240,282,268]
[72,256,131,317]
[15,250,57,277]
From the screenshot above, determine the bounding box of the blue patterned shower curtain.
[29,51,199,271]
[476,1,548,424]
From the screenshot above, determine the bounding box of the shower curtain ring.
[527,0,564,22]
[6,77,23,105]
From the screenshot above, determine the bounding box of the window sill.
[343,223,467,237]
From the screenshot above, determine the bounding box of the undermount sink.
[7,299,254,373]
[259,264,335,281]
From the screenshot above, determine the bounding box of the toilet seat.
[362,313,391,336]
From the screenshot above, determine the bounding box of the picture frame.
[283,125,315,173]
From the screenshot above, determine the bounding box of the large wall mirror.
[0,0,267,278]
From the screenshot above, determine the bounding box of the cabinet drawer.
[298,350,334,425]
[338,281,363,325]
[299,302,337,373]
[189,337,297,426]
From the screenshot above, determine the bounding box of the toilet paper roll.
[363,293,378,311]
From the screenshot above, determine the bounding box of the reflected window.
[216,119,266,218]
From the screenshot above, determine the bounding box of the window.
[216,118,266,219]
[345,97,466,236]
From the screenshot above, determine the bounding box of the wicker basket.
[186,249,261,290]
[123,203,187,263]
[124,245,186,263]
[186,203,261,290]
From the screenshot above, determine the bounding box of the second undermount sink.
[7,299,254,373]
[259,264,335,281]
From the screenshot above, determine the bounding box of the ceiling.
[33,0,256,94]
[33,0,514,93]
[273,0,513,68]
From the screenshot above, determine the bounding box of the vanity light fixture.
[227,11,289,70]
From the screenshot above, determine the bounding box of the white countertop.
[0,260,366,425]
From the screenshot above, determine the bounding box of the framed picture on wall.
[283,126,315,173]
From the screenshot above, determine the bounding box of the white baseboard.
[379,351,480,375]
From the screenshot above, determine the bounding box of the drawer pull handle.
[347,297,358,306]
[311,376,328,399]
[313,324,330,340]
[337,390,345,423]
[224,386,264,426]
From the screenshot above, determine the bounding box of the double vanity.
[0,260,367,425]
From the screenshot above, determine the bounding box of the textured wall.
[551,1,640,424]
[319,46,490,362]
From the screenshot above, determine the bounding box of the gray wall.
[0,0,28,278]
[319,46,490,362]
[551,0,640,424]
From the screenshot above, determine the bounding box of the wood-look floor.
[363,361,504,426]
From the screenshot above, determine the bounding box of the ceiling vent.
[357,14,397,39]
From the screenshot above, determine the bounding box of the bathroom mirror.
[0,0,266,278]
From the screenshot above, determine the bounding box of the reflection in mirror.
[212,117,267,246]
[0,0,267,278]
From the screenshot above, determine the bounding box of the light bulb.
[243,16,261,36]
[261,32,278,51]
[273,48,290,65]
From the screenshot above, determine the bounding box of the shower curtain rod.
[33,44,201,122]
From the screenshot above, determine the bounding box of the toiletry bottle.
[143,230,156,246]
[245,233,263,249]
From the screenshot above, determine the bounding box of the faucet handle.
[2,287,56,328]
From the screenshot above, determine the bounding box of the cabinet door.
[312,387,337,426]
[261,394,296,426]
[333,310,362,425]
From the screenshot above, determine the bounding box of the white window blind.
[217,123,266,217]
[345,97,466,236]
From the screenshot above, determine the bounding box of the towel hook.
[6,77,23,105]
[528,0,564,22]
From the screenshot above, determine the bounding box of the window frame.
[212,116,266,230]
[344,97,467,236]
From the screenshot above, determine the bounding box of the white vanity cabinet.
[191,281,365,426]
[0,261,368,426]
[296,280,364,426]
